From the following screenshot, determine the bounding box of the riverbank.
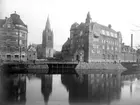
[75,62,127,74]
[0,61,129,74]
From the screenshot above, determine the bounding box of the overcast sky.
[1,0,140,51]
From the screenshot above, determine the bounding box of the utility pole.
[18,27,21,62]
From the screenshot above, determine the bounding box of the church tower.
[85,12,92,24]
[42,16,53,58]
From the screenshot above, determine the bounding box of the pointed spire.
[45,15,51,30]
[86,12,92,24]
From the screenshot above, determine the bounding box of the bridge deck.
[46,62,78,64]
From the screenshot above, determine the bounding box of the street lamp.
[18,27,21,62]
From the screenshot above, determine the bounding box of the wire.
[130,29,140,31]
[132,24,140,28]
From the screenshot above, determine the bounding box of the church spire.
[85,12,92,24]
[45,15,51,30]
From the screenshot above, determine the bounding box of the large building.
[62,12,136,62]
[0,12,28,61]
[42,16,53,58]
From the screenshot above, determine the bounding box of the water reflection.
[61,73,122,105]
[1,71,140,105]
[0,73,26,105]
[41,75,53,103]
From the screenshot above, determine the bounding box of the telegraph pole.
[18,27,21,62]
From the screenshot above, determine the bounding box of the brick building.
[42,16,53,58]
[0,12,28,61]
[62,12,136,63]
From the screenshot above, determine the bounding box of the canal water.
[0,72,140,105]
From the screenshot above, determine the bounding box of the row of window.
[101,39,119,45]
[101,30,117,38]
[0,31,27,39]
[92,44,119,51]
[103,54,118,60]
[0,54,25,58]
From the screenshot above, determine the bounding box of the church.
[34,16,54,59]
[42,16,54,58]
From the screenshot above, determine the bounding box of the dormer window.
[7,24,11,28]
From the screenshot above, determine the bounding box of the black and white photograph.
[0,0,140,105]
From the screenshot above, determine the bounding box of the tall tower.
[42,16,53,58]
[85,12,92,24]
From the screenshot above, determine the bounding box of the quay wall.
[75,62,127,74]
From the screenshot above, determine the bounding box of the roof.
[62,38,71,48]
[28,45,37,52]
[45,16,51,30]
[91,22,117,33]
[70,22,79,30]
[10,13,27,27]
[0,19,5,28]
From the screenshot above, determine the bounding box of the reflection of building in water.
[0,74,26,105]
[61,74,122,104]
[41,75,52,103]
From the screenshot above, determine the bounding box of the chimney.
[5,17,7,20]
[108,24,112,28]
[131,34,133,49]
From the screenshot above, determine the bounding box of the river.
[0,71,140,105]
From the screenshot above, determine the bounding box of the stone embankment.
[75,62,127,74]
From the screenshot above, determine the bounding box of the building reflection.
[61,73,122,104]
[0,73,26,105]
[41,75,52,104]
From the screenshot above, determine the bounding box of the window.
[15,55,19,58]
[102,45,105,49]
[112,46,114,50]
[106,31,110,36]
[7,55,11,58]
[111,32,113,37]
[16,32,18,35]
[22,55,24,58]
[92,50,95,53]
[102,30,105,35]
[7,24,11,28]
[48,36,52,40]
[80,31,83,36]
[113,33,115,37]
[107,46,109,50]
[115,33,117,38]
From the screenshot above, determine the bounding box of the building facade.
[42,17,53,58]
[62,12,136,63]
[0,12,28,61]
[120,43,136,62]
[27,44,37,61]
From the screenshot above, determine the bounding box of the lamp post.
[18,27,21,62]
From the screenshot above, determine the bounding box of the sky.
[1,0,140,51]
